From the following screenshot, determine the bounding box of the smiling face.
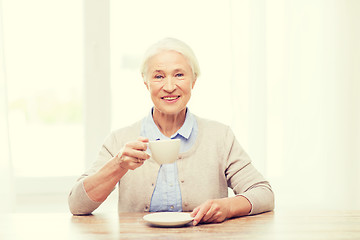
[144,50,196,117]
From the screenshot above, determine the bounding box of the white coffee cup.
[148,139,181,165]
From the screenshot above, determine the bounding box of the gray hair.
[140,38,200,80]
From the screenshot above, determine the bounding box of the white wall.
[0,0,14,213]
[230,0,360,210]
[264,0,360,209]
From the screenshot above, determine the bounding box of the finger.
[126,141,148,152]
[126,153,149,164]
[204,211,222,223]
[120,155,144,170]
[122,146,150,160]
[203,200,227,223]
[134,150,150,161]
[190,206,200,218]
[202,206,217,223]
[136,137,149,152]
[137,136,149,143]
[192,202,212,225]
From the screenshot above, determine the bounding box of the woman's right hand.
[82,137,150,203]
[116,136,150,171]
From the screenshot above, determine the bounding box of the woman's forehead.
[147,51,192,72]
[150,66,188,73]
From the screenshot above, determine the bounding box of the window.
[3,0,83,180]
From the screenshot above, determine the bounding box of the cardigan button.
[180,180,185,183]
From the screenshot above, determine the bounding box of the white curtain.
[230,0,360,210]
[0,0,14,213]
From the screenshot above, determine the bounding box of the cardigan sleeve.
[224,127,275,215]
[68,132,117,215]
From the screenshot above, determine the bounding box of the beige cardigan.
[68,117,274,215]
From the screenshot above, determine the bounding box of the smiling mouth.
[161,96,180,101]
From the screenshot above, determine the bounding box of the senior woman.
[68,38,274,225]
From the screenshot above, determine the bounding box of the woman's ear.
[144,80,149,90]
[143,74,150,90]
[191,77,197,89]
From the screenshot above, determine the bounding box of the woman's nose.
[163,77,176,92]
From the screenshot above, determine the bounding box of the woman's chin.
[154,105,187,116]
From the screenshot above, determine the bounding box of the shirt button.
[170,206,174,209]
[184,203,188,207]
[180,180,185,183]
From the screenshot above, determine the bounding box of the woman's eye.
[154,75,164,79]
[175,73,184,78]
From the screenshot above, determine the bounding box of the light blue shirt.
[140,108,198,212]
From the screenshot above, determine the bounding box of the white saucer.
[143,212,194,227]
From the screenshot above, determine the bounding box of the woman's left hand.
[190,198,231,225]
[190,196,252,225]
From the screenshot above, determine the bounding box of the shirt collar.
[144,107,195,140]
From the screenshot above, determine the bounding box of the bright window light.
[3,0,83,177]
